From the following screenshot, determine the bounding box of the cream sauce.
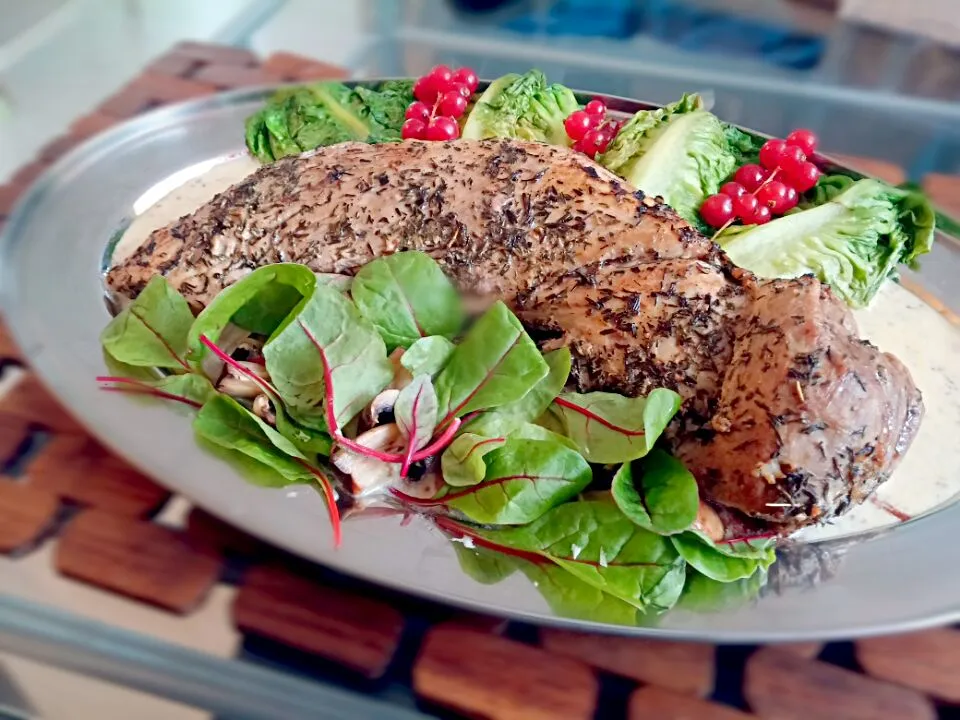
[113,155,960,544]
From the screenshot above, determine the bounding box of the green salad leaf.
[244,80,415,162]
[476,500,686,611]
[612,449,699,535]
[549,387,682,464]
[676,568,767,613]
[194,395,314,487]
[464,348,571,438]
[187,264,317,365]
[520,562,652,626]
[717,178,936,307]
[101,276,194,371]
[263,284,393,430]
[401,336,456,377]
[461,70,579,145]
[351,251,464,350]
[597,94,739,225]
[441,432,507,487]
[452,543,519,585]
[395,375,439,455]
[433,301,549,426]
[443,437,591,524]
[670,532,774,583]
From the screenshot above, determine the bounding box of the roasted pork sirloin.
[106,139,923,531]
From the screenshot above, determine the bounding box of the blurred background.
[1,0,959,184]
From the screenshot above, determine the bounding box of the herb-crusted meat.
[105,139,923,531]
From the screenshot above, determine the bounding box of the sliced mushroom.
[331,423,406,496]
[692,501,725,543]
[252,394,276,425]
[363,389,400,429]
[388,348,413,390]
[201,323,251,381]
[216,361,271,399]
[395,469,444,499]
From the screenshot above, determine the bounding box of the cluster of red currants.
[563,99,623,158]
[700,128,822,229]
[401,65,480,142]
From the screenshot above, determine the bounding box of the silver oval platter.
[3,82,960,642]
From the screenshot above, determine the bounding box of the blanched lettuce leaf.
[597,94,739,225]
[460,70,579,145]
[245,80,415,162]
[717,178,935,307]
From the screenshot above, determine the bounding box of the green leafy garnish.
[670,532,774,583]
[597,94,740,226]
[717,178,935,307]
[101,275,194,371]
[612,449,699,535]
[351,251,464,350]
[263,284,393,430]
[441,437,592,525]
[441,432,506,487]
[401,336,456,377]
[549,387,682,464]
[433,301,549,426]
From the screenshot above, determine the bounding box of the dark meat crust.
[105,139,924,531]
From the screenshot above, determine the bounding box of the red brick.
[69,113,118,139]
[0,184,25,217]
[38,135,83,163]
[261,52,346,81]
[10,161,50,190]
[0,481,59,554]
[171,41,257,67]
[193,63,281,89]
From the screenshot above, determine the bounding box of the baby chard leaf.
[101,276,194,371]
[551,387,682,464]
[401,336,456,378]
[441,432,507,487]
[352,251,464,350]
[612,449,699,535]
[263,284,393,431]
[442,437,591,524]
[434,301,548,426]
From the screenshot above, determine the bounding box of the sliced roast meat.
[104,139,924,531]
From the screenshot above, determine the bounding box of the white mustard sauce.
[114,155,960,544]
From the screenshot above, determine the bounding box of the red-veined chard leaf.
[427,437,591,524]
[97,373,217,410]
[351,251,464,350]
[676,568,767,613]
[550,387,682,464]
[454,500,687,612]
[395,374,439,474]
[612,449,699,535]
[697,531,777,561]
[463,348,571,438]
[401,336,456,377]
[451,542,519,584]
[441,432,507,487]
[193,394,340,544]
[670,532,773,583]
[263,283,393,431]
[100,275,194,371]
[187,264,317,368]
[433,301,548,426]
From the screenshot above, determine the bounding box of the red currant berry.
[564,111,594,141]
[786,128,818,156]
[450,82,472,99]
[700,194,736,228]
[413,77,437,103]
[733,194,759,221]
[720,182,747,198]
[759,139,790,170]
[580,128,606,156]
[401,118,427,140]
[779,144,806,165]
[734,164,770,192]
[405,101,431,122]
[584,99,607,118]
[746,204,773,225]
[782,185,799,211]
[452,67,479,93]
[425,116,459,141]
[782,159,821,192]
[439,91,468,118]
[756,180,791,213]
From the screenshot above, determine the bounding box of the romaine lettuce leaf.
[717,178,935,307]
[460,70,579,146]
[597,94,739,226]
